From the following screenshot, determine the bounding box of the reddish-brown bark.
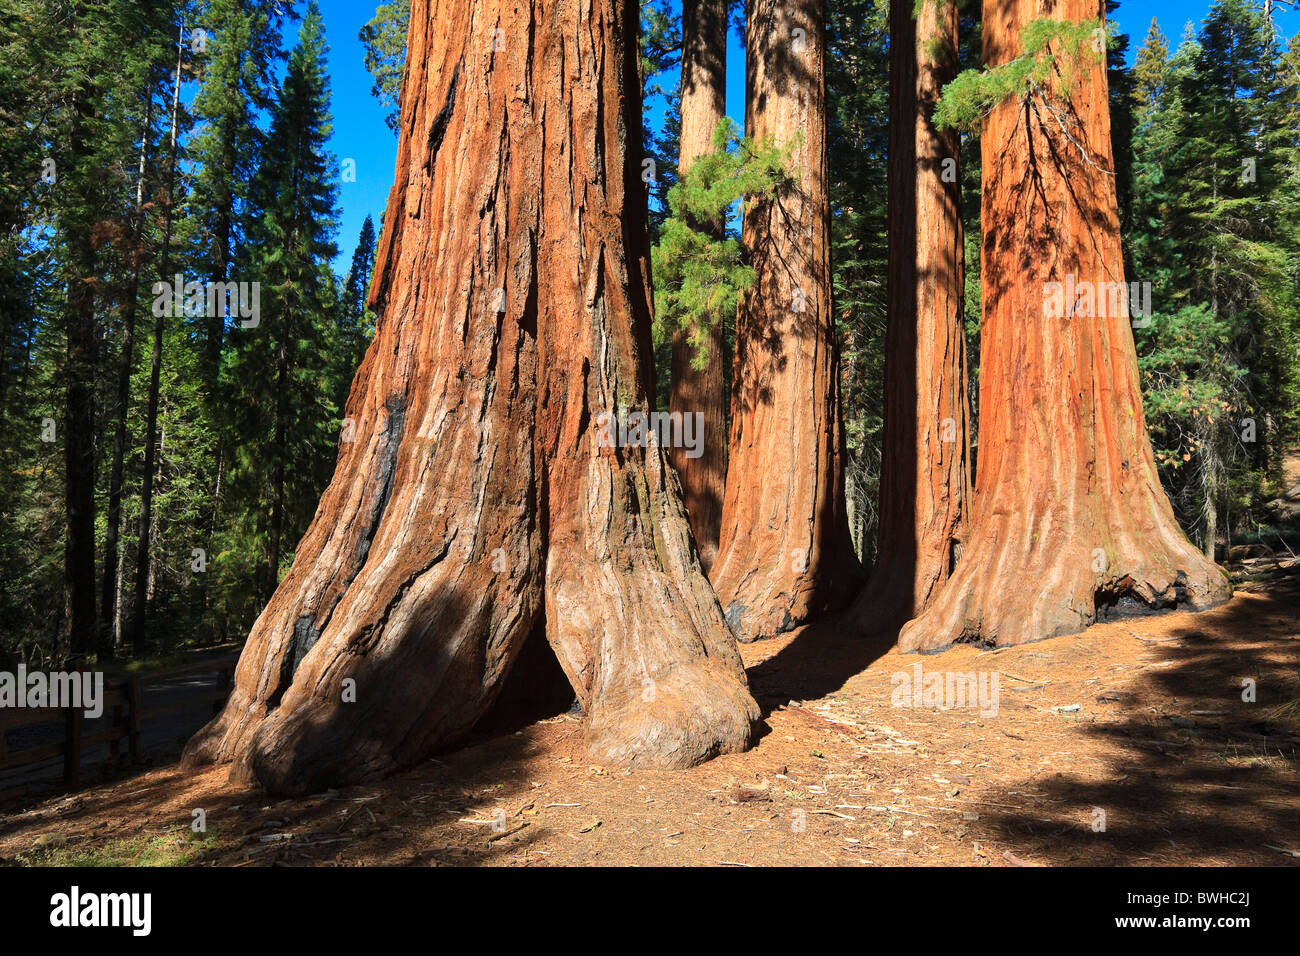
[668,0,729,573]
[183,0,758,795]
[849,0,970,635]
[710,0,859,642]
[898,0,1229,652]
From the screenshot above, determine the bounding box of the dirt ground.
[2,567,1297,867]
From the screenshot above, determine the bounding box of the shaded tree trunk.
[899,0,1229,652]
[205,123,235,388]
[848,0,969,635]
[266,335,288,600]
[101,84,157,658]
[1202,440,1219,561]
[131,33,184,655]
[668,0,729,573]
[710,0,859,641]
[184,0,758,796]
[63,88,98,665]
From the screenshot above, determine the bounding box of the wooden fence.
[0,655,238,801]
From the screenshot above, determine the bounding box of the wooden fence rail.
[0,654,239,800]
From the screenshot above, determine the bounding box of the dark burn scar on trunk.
[269,395,408,709]
[427,63,460,161]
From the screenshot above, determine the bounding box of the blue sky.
[310,0,1300,266]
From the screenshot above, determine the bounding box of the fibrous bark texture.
[710,0,859,642]
[898,0,1229,652]
[849,0,970,635]
[669,0,729,573]
[184,0,758,795]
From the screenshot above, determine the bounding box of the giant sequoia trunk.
[898,0,1229,652]
[848,0,970,635]
[668,0,728,573]
[184,0,758,795]
[709,0,859,641]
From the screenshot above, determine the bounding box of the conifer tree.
[224,3,342,600]
[186,0,290,389]
[339,214,378,400]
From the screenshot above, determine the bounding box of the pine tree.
[338,214,378,409]
[186,0,290,390]
[1133,17,1170,118]
[54,0,178,661]
[1155,0,1296,555]
[130,17,188,654]
[224,3,342,601]
[826,0,892,563]
[358,0,410,135]
[0,1,74,660]
[97,0,185,658]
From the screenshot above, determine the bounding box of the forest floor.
[1,562,1297,867]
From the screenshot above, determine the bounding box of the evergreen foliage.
[650,120,793,369]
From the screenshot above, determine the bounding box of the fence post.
[127,676,143,761]
[63,706,83,789]
[109,697,123,762]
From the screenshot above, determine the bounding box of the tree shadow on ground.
[0,617,580,867]
[745,609,899,718]
[972,570,1300,866]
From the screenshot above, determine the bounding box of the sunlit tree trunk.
[899,0,1229,652]
[184,0,758,795]
[710,0,859,642]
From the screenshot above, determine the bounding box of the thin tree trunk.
[1204,497,1218,561]
[669,0,728,573]
[898,0,1229,652]
[131,30,184,655]
[114,544,127,648]
[198,109,238,630]
[267,337,287,598]
[63,86,99,666]
[101,82,157,658]
[848,0,969,635]
[205,123,235,387]
[710,0,859,641]
[1203,444,1218,561]
[147,414,165,607]
[184,0,758,796]
[58,0,102,669]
